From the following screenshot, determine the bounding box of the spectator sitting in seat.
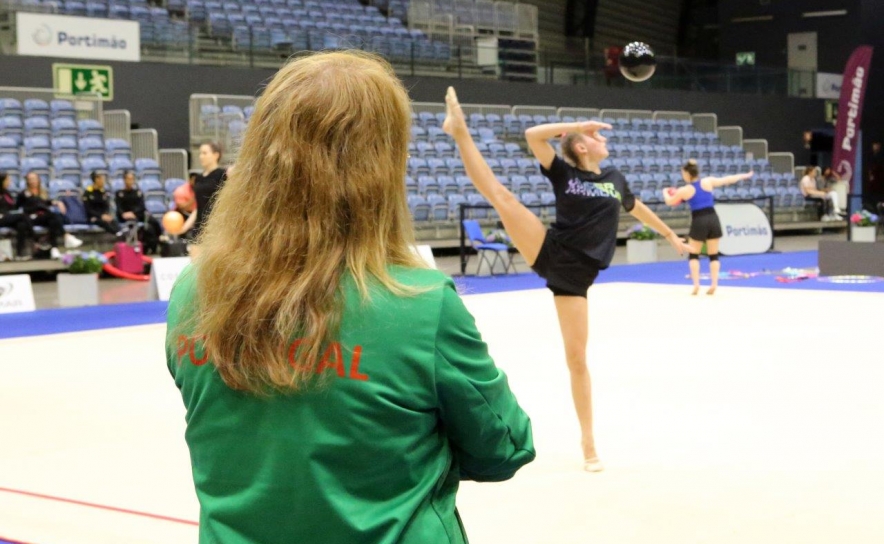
[821,167,841,191]
[17,172,83,259]
[116,170,161,254]
[800,166,842,221]
[0,171,35,261]
[85,171,120,235]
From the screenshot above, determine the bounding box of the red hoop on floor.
[102,251,153,281]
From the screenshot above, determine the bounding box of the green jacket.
[166,266,535,543]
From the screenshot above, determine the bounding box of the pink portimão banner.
[832,46,874,189]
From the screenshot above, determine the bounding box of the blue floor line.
[1,251,881,340]
[456,250,884,296]
[0,301,168,340]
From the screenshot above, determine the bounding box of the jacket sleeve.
[83,190,101,219]
[114,192,125,222]
[134,192,146,218]
[434,283,535,482]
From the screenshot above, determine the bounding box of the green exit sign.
[736,52,756,66]
[53,64,114,101]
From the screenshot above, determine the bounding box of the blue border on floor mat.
[1,251,881,340]
[455,250,884,295]
[0,301,168,340]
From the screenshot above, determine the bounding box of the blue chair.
[417,176,439,196]
[145,199,169,218]
[108,157,133,177]
[0,136,17,159]
[520,192,541,217]
[428,194,448,221]
[447,194,466,217]
[538,191,556,217]
[456,176,476,196]
[405,176,417,195]
[24,99,49,119]
[510,175,531,195]
[445,158,464,176]
[54,156,81,185]
[136,158,163,183]
[407,195,430,222]
[0,98,22,118]
[21,157,50,182]
[438,176,458,196]
[466,193,488,219]
[49,100,76,120]
[24,136,51,163]
[164,178,186,194]
[80,156,108,178]
[78,119,104,140]
[462,219,514,275]
[105,138,132,160]
[24,117,50,138]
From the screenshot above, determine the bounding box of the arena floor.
[1,276,882,543]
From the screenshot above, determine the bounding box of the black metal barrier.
[457,196,777,274]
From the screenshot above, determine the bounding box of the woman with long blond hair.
[443,88,689,472]
[166,52,534,544]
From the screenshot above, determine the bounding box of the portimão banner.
[832,46,873,189]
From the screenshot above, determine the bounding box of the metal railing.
[159,148,188,181]
[131,128,158,161]
[103,110,131,142]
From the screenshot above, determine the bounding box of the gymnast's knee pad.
[689,253,700,261]
[708,253,720,262]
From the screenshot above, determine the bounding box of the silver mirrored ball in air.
[619,42,657,83]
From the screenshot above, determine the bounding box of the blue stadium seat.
[405,176,417,195]
[445,158,464,176]
[109,157,134,177]
[24,117,50,138]
[78,119,104,140]
[427,194,448,221]
[417,176,439,196]
[0,99,22,119]
[456,176,476,196]
[81,156,108,178]
[539,191,556,217]
[21,157,50,183]
[24,136,51,163]
[105,138,132,160]
[407,195,430,222]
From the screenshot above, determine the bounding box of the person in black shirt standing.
[0,171,35,260]
[443,87,688,472]
[180,142,226,250]
[116,170,161,254]
[84,171,120,235]
[17,172,83,259]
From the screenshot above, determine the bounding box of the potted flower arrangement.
[484,228,513,247]
[626,224,658,263]
[57,251,107,307]
[850,210,879,243]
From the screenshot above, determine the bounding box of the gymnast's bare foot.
[707,287,716,295]
[691,286,699,296]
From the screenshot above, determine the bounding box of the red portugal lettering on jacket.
[349,345,369,381]
[317,342,345,377]
[287,339,312,371]
[188,336,210,366]
[176,335,189,358]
